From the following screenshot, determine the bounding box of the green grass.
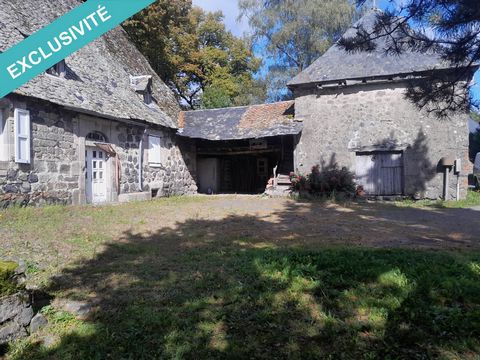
[396,189,480,209]
[1,196,480,359]
[5,247,480,360]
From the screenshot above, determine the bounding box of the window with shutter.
[14,109,31,164]
[148,135,162,166]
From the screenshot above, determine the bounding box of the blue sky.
[192,0,479,105]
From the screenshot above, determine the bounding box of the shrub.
[309,164,356,194]
[289,172,308,191]
[0,261,20,297]
[290,163,356,195]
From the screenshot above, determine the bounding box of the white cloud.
[192,0,250,36]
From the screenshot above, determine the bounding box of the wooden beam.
[197,148,281,156]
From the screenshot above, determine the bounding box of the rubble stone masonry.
[293,82,469,200]
[0,95,196,208]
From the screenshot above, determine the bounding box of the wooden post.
[443,168,449,200]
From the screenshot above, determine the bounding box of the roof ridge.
[181,100,295,114]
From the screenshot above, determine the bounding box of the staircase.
[265,173,292,197]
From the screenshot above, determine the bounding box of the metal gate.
[355,151,404,195]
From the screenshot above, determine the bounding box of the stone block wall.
[294,82,469,200]
[143,131,197,197]
[0,97,80,207]
[0,95,197,207]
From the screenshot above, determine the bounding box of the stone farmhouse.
[0,0,197,207]
[0,2,477,207]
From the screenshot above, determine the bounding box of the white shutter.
[148,135,161,165]
[0,111,6,161]
[14,109,31,164]
[0,109,8,161]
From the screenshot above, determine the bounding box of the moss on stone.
[0,261,19,297]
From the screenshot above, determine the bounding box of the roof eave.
[287,64,480,90]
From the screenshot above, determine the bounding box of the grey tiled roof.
[288,9,448,87]
[0,0,180,128]
[178,101,303,141]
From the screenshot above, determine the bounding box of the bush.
[309,164,356,194]
[289,172,308,191]
[290,163,356,196]
[0,261,20,297]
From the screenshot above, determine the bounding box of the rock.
[54,299,97,320]
[17,306,34,326]
[0,293,34,345]
[41,334,57,348]
[30,313,48,333]
[27,173,39,183]
[3,184,19,193]
[0,295,24,324]
[21,182,31,193]
[6,169,18,181]
[0,323,27,344]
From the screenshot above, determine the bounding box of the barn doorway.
[196,135,295,194]
[355,151,404,195]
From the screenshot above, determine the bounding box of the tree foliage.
[339,0,480,117]
[239,0,363,100]
[124,1,265,109]
[471,110,480,123]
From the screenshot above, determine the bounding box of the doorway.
[85,147,107,204]
[355,151,404,195]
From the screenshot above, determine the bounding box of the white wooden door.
[355,152,403,195]
[85,148,107,203]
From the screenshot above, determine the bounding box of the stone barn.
[178,102,302,194]
[287,10,477,200]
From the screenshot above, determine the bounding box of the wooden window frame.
[148,135,162,167]
[14,109,31,164]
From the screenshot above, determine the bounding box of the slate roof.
[288,9,449,87]
[178,101,303,141]
[0,0,180,128]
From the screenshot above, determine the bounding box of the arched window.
[86,131,107,143]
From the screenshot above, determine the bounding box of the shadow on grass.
[5,202,480,359]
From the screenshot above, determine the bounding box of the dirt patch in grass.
[1,195,480,359]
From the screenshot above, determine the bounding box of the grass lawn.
[1,196,480,359]
[395,189,480,209]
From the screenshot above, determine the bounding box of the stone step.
[118,191,152,203]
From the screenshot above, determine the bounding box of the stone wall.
[293,82,469,200]
[143,130,197,197]
[0,97,80,207]
[0,292,34,344]
[0,95,197,207]
[0,262,34,345]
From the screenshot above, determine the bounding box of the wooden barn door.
[355,152,404,195]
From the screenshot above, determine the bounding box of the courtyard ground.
[1,194,480,359]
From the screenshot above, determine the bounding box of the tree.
[239,0,363,100]
[124,2,265,109]
[472,110,480,123]
[339,0,480,117]
[123,0,191,83]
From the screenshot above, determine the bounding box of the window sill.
[149,163,163,169]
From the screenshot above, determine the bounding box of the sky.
[191,0,249,37]
[192,0,480,105]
